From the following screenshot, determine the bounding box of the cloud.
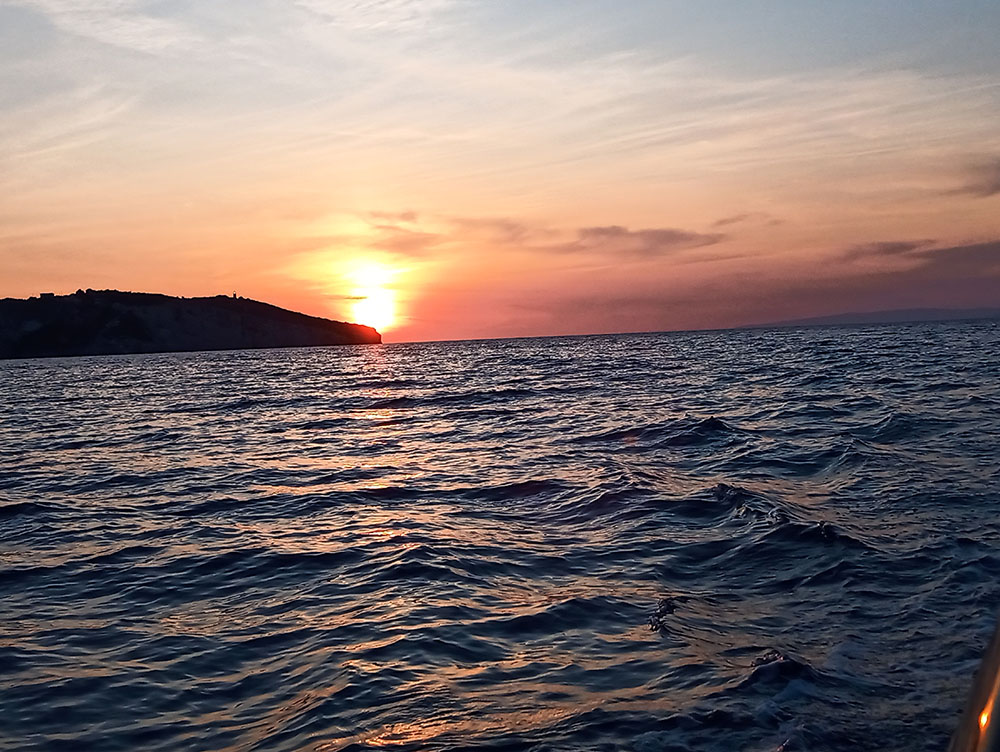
[293,0,458,31]
[711,214,751,228]
[368,224,442,255]
[711,212,782,228]
[841,239,936,261]
[558,225,726,258]
[13,0,199,53]
[8,1,1000,225]
[292,220,443,259]
[395,216,728,260]
[910,240,1000,277]
[283,212,732,307]
[761,240,1000,322]
[534,239,1000,334]
[951,158,1000,198]
[0,82,137,188]
[360,214,726,260]
[368,210,418,223]
[449,217,537,245]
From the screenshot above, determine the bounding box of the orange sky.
[2,1,999,341]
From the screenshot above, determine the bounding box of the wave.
[574,415,747,448]
[739,649,820,689]
[0,500,56,518]
[365,384,587,411]
[854,411,955,444]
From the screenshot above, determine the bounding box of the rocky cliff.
[0,290,381,359]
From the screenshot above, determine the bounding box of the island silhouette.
[0,289,380,359]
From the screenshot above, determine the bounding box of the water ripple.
[1,321,999,751]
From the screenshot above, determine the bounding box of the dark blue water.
[2,322,999,751]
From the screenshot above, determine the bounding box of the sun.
[352,289,395,332]
[346,261,397,332]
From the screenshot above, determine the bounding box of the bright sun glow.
[347,262,397,332]
[352,289,396,332]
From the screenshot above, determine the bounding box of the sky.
[2,0,999,342]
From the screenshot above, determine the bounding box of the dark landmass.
[752,307,1000,329]
[0,290,381,359]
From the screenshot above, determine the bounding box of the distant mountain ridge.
[751,307,1000,329]
[0,289,380,359]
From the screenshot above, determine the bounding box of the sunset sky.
[2,0,999,341]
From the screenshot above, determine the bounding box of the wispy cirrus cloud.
[7,0,1000,208]
[11,0,199,53]
[556,225,726,258]
[290,212,728,270]
[293,0,459,31]
[779,240,1000,319]
[447,217,539,245]
[836,238,1000,289]
[711,214,752,228]
[0,82,136,189]
[544,239,1000,334]
[367,224,444,255]
[841,239,937,261]
[367,210,419,223]
[711,212,782,228]
[950,157,1000,198]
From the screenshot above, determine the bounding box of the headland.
[0,289,381,359]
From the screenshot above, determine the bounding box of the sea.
[2,321,999,752]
